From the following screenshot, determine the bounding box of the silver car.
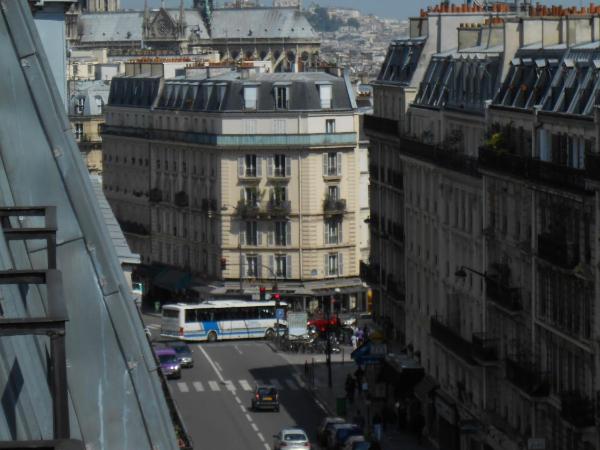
[273,428,311,450]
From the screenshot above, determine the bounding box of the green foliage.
[306,7,344,32]
[347,18,360,29]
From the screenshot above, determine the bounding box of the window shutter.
[256,156,263,177]
[267,222,274,245]
[336,152,342,176]
[285,156,291,177]
[257,223,262,245]
[322,153,328,176]
[324,254,329,276]
[269,255,275,277]
[286,255,292,279]
[268,156,273,177]
[240,222,246,245]
[240,253,246,278]
[338,252,344,276]
[324,222,329,245]
[338,221,343,244]
[286,221,292,246]
[238,156,245,177]
[257,255,262,278]
[240,188,245,201]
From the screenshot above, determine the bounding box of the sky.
[121,0,587,20]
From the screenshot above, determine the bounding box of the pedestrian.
[372,411,383,442]
[304,360,309,377]
[414,412,426,444]
[352,409,366,431]
[362,324,368,338]
[395,400,405,430]
[354,366,364,395]
[351,333,358,350]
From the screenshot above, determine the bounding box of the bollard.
[342,347,345,365]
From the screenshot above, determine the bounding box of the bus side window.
[212,309,224,322]
[249,307,259,320]
[185,310,197,323]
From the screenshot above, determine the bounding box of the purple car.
[155,348,181,379]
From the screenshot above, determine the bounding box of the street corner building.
[365,2,600,450]
[101,69,370,312]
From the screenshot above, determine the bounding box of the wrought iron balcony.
[236,199,261,219]
[505,358,550,397]
[149,188,162,203]
[479,147,588,192]
[472,332,498,362]
[174,191,189,207]
[537,233,579,270]
[201,198,218,212]
[587,152,600,181]
[400,137,480,178]
[363,114,400,137]
[360,261,379,285]
[323,197,346,215]
[390,223,404,243]
[267,200,291,216]
[486,279,522,312]
[430,316,475,364]
[118,219,149,236]
[560,391,595,428]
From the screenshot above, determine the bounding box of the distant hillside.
[306,6,345,32]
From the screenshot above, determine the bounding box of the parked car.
[273,428,311,449]
[251,385,279,412]
[154,347,181,379]
[317,417,346,446]
[327,423,362,450]
[170,342,193,368]
[342,435,369,450]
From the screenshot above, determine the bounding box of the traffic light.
[273,293,281,305]
[220,257,227,271]
[259,286,266,301]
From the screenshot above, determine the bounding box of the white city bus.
[160,300,288,342]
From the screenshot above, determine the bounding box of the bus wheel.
[265,328,275,340]
[207,331,218,343]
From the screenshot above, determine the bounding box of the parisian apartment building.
[102,69,369,312]
[366,2,600,450]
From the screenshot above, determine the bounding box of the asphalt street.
[144,316,327,450]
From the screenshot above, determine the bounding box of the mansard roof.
[414,50,501,113]
[376,38,425,85]
[539,41,600,117]
[108,72,355,112]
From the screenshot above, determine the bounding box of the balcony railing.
[472,332,498,362]
[537,233,579,270]
[174,191,189,208]
[390,223,404,243]
[201,198,217,212]
[430,316,475,364]
[505,358,550,397]
[561,391,595,428]
[149,188,162,203]
[267,200,291,216]
[400,137,480,178]
[118,219,150,236]
[486,279,522,312]
[101,124,357,147]
[479,147,588,192]
[360,261,379,285]
[587,152,600,181]
[363,114,400,136]
[236,200,261,219]
[323,197,347,215]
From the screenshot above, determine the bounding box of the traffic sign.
[276,308,285,320]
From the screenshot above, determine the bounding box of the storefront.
[435,390,460,450]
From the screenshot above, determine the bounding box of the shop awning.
[154,268,192,292]
[379,354,425,395]
[351,340,387,365]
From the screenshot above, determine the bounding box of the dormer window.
[318,84,332,109]
[275,85,290,109]
[244,85,258,110]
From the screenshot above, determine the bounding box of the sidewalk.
[273,342,435,450]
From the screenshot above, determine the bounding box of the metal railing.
[323,197,346,215]
[537,233,579,270]
[560,391,595,428]
[430,316,475,364]
[505,358,550,397]
[363,114,400,136]
[486,279,522,312]
[472,333,498,362]
[400,137,480,178]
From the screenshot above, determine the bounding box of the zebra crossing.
[171,377,302,394]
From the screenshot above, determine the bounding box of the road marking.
[245,413,252,422]
[177,382,189,393]
[197,345,225,383]
[234,345,243,355]
[257,433,265,442]
[269,379,282,389]
[251,423,259,432]
[215,362,223,372]
[283,378,299,390]
[315,399,328,413]
[192,382,204,392]
[208,381,220,391]
[240,404,246,413]
[234,396,242,404]
[239,379,253,391]
[224,380,236,391]
[146,324,160,329]
[292,373,306,388]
